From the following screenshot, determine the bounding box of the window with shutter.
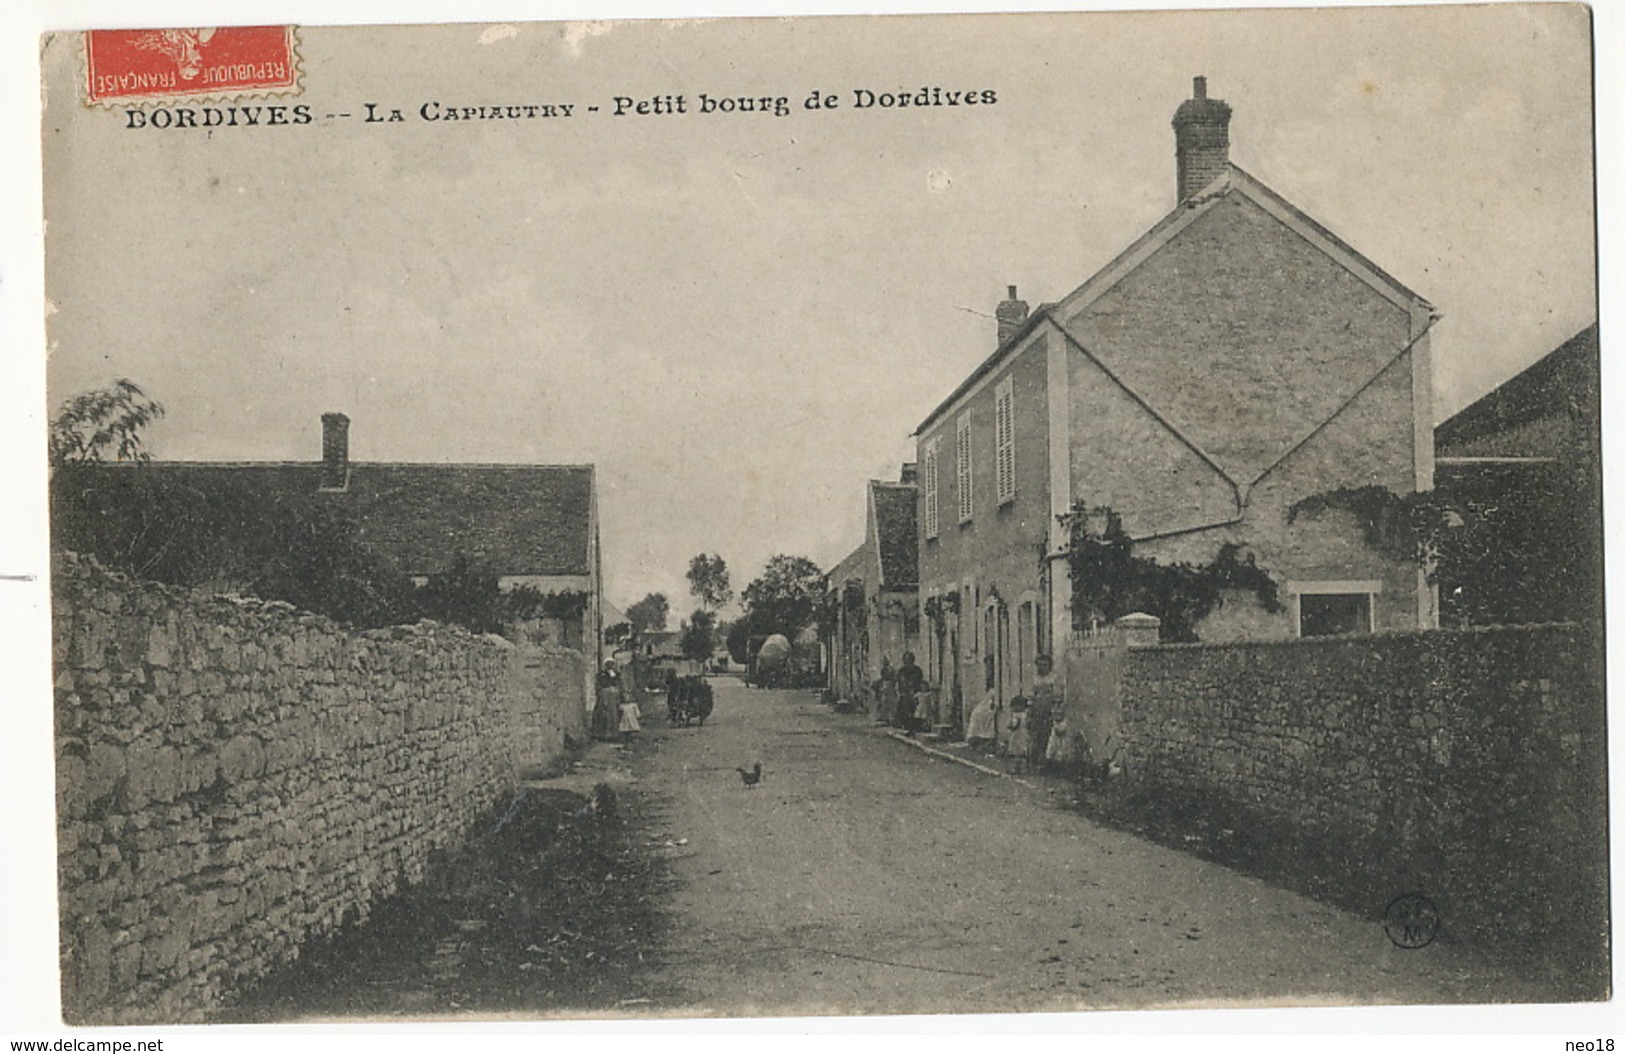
[995,377,1015,505]
[923,438,940,540]
[956,414,974,523]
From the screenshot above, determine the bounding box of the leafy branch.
[1065,505,1281,643]
[49,379,166,467]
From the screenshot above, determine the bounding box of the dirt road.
[631,677,1542,1017]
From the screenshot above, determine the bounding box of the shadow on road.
[220,762,676,1022]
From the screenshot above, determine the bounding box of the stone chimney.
[1172,75,1232,204]
[320,412,350,491]
[899,462,919,485]
[995,285,1028,346]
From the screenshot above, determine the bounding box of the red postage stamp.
[84,26,298,104]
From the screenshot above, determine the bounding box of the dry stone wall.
[1113,623,1607,975]
[52,552,582,1023]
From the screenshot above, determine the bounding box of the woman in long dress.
[594,660,623,741]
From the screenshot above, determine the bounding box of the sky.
[36,5,1597,615]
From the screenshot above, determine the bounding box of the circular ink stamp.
[1383,893,1440,949]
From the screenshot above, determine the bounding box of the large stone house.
[914,77,1437,723]
[824,469,921,710]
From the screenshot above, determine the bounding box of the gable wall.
[1067,347,1239,539]
[1133,353,1429,639]
[1063,193,1413,485]
[1059,191,1429,639]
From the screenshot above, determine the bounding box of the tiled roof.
[870,481,918,590]
[101,461,595,577]
[345,464,593,577]
[1436,324,1599,460]
[827,543,867,588]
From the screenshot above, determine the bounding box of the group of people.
[873,651,928,731]
[966,653,1080,775]
[869,650,1082,776]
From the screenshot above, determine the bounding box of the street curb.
[881,728,1037,789]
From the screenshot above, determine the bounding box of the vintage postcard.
[18,0,1609,1040]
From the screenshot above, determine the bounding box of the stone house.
[317,415,603,656]
[824,468,922,709]
[914,77,1437,726]
[67,412,605,663]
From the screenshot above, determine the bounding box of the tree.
[625,592,670,633]
[49,379,166,468]
[725,620,751,665]
[686,552,733,612]
[679,609,717,661]
[739,554,825,640]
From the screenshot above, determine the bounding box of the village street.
[628,676,1544,1017]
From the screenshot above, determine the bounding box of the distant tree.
[625,592,670,633]
[725,620,751,665]
[686,552,733,612]
[740,554,825,641]
[49,379,165,468]
[679,609,717,661]
[604,620,634,648]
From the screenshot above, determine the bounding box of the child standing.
[1046,708,1078,771]
[618,694,642,746]
[1005,696,1032,773]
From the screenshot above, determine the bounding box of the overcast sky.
[39,5,1595,612]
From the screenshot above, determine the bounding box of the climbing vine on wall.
[1289,472,1601,627]
[1064,505,1282,643]
[1286,485,1452,566]
[505,586,591,622]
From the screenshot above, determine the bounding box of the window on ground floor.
[1289,579,1382,637]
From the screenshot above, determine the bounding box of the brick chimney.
[320,412,350,491]
[1172,75,1232,204]
[899,462,918,485]
[995,285,1028,346]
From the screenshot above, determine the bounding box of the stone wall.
[512,642,589,763]
[52,552,582,1023]
[1112,623,1607,973]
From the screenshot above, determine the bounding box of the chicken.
[736,762,763,788]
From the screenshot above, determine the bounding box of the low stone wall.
[52,553,581,1023]
[1113,623,1607,976]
